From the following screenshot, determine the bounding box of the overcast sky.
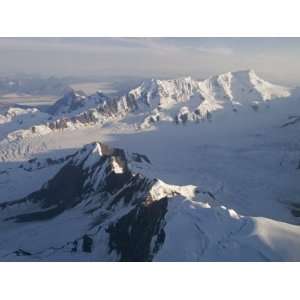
[1,37,300,86]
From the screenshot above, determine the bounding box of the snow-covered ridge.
[46,69,292,120]
[199,69,290,102]
[1,70,296,142]
[138,71,292,127]
[149,179,197,201]
[129,70,290,103]
[46,70,294,127]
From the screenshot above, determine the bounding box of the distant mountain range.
[0,75,74,96]
[1,69,299,141]
[47,70,293,121]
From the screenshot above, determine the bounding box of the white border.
[0,262,299,300]
[1,0,300,36]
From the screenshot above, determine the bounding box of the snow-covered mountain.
[0,70,296,141]
[49,69,292,119]
[133,70,292,127]
[0,141,202,260]
[47,89,88,115]
[1,141,300,261]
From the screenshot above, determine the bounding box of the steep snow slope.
[198,70,290,103]
[155,199,300,261]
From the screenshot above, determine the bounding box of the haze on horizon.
[1,37,300,86]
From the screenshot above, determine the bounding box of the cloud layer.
[0,37,300,85]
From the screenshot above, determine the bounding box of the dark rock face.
[107,198,168,261]
[3,163,87,222]
[108,175,151,208]
[290,203,300,217]
[281,116,300,128]
[131,153,151,164]
[82,235,93,253]
[39,164,86,209]
[14,249,32,256]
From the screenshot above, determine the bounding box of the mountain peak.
[48,88,87,115]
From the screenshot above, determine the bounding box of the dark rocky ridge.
[107,197,168,261]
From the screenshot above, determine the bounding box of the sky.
[0,37,300,86]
